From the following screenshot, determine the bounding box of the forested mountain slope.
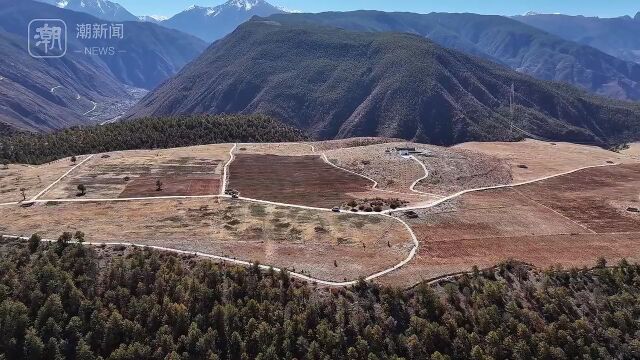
[266,11,640,101]
[0,114,305,164]
[515,12,640,65]
[127,19,640,145]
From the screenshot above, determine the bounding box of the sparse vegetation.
[609,143,631,153]
[76,184,86,197]
[344,197,408,211]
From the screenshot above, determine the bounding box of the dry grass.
[413,147,512,195]
[42,144,232,199]
[236,143,315,155]
[621,143,640,159]
[325,142,427,192]
[0,156,88,203]
[456,139,633,183]
[311,137,402,151]
[0,198,412,282]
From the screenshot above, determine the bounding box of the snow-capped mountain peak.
[228,0,261,11]
[39,0,139,21]
[181,0,271,17]
[165,0,286,42]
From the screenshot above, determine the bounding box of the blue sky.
[117,0,640,18]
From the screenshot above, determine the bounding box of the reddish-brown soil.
[380,164,640,287]
[229,154,373,207]
[119,175,220,197]
[516,164,640,233]
[377,233,640,287]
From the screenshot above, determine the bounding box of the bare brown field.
[0,156,88,203]
[377,233,640,288]
[380,164,640,287]
[410,189,589,242]
[325,142,428,192]
[413,147,512,195]
[42,144,231,199]
[229,154,374,207]
[0,199,412,282]
[516,164,640,233]
[456,139,632,183]
[119,176,219,198]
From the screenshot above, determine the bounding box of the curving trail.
[320,153,435,198]
[83,101,97,116]
[407,155,443,197]
[2,142,626,287]
[2,212,418,286]
[387,162,619,214]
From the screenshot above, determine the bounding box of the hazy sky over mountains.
[117,0,640,19]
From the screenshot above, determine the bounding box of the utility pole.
[509,83,515,135]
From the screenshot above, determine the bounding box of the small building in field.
[396,147,416,156]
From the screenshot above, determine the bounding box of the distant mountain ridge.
[161,0,286,42]
[38,0,139,21]
[126,18,640,145]
[266,11,640,102]
[514,12,640,65]
[0,0,207,132]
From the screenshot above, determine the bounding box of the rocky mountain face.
[161,0,286,42]
[267,11,640,102]
[126,18,640,145]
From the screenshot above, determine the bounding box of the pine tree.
[23,327,45,359]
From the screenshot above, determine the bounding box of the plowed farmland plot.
[377,232,640,288]
[0,199,413,282]
[379,164,640,288]
[229,154,373,207]
[42,144,231,199]
[516,164,640,233]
